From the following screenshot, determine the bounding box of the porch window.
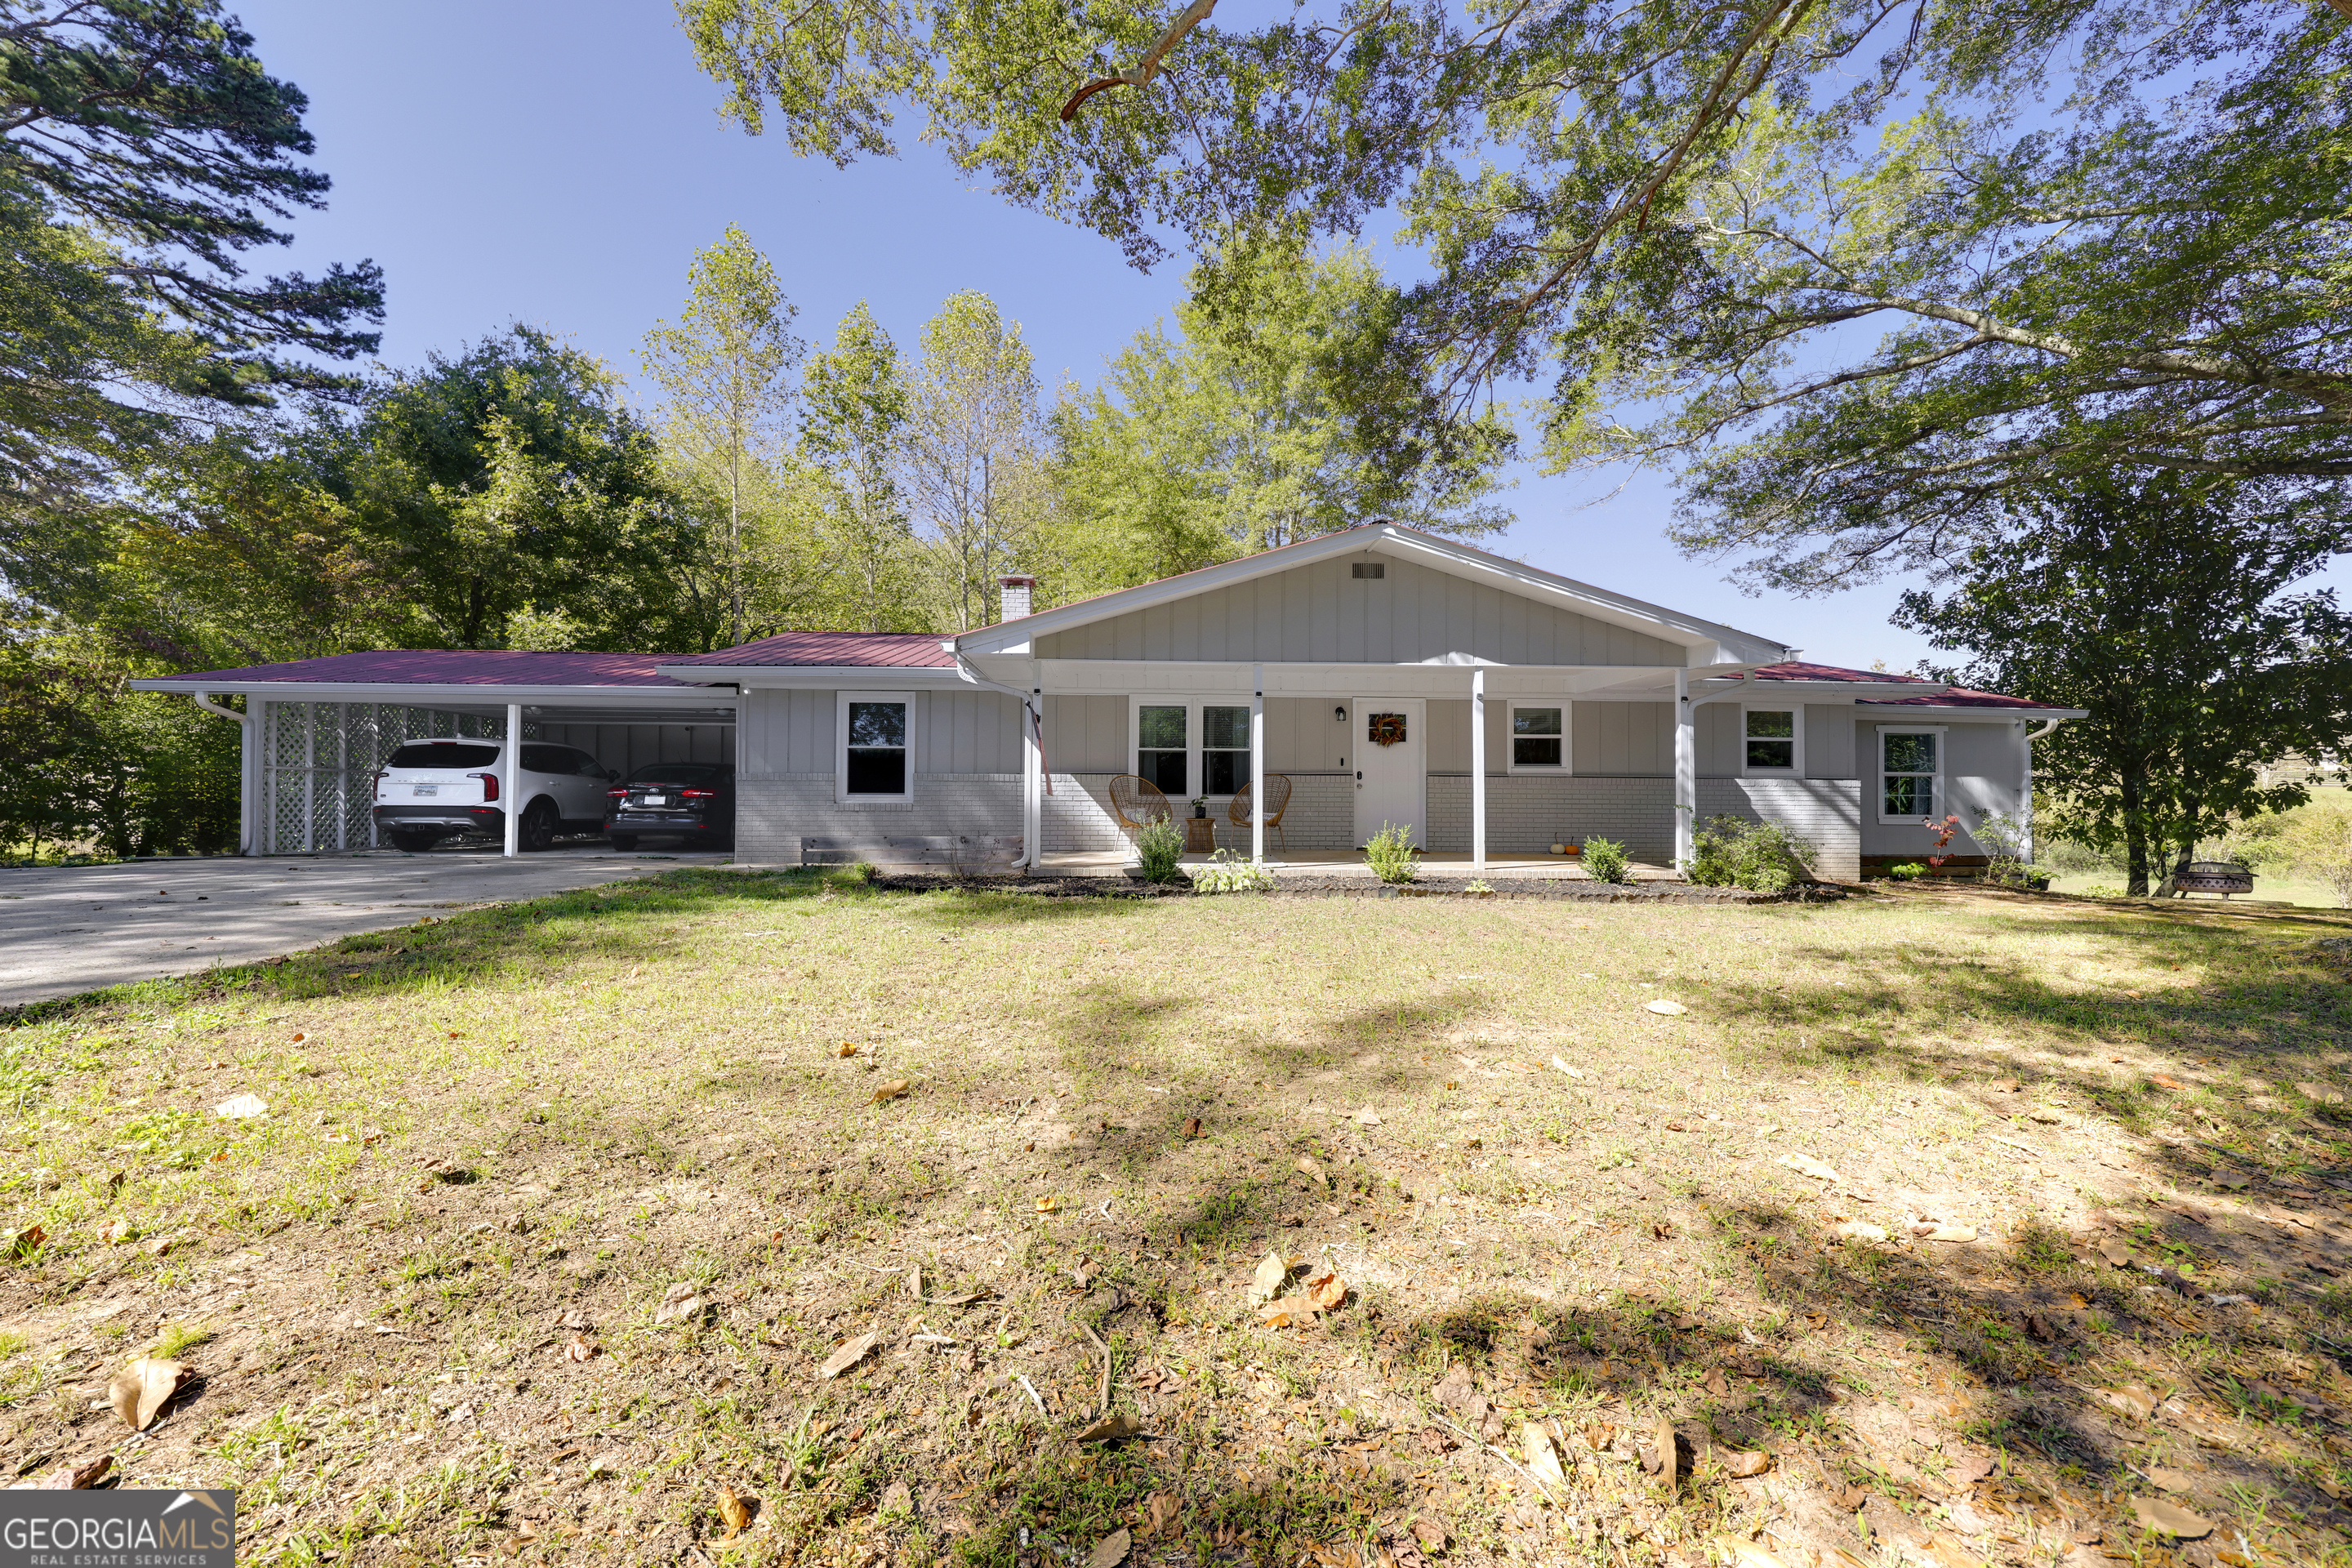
[839,691,913,803]
[1743,707,1800,774]
[1137,705,1187,795]
[1508,703,1567,772]
[1202,705,1252,794]
[1878,727,1943,821]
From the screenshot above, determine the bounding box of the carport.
[131,652,737,857]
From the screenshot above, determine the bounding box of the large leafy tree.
[797,301,926,630]
[1895,474,2352,896]
[900,291,1044,630]
[338,327,714,653]
[0,0,382,515]
[1049,243,1511,597]
[679,0,2352,586]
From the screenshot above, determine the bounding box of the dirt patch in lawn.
[3,874,2352,1568]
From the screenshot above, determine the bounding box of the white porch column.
[1673,667,1695,873]
[1022,681,1044,870]
[502,702,523,858]
[1470,667,1487,875]
[242,697,262,855]
[1250,662,1266,865]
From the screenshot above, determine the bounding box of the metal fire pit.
[2176,861,2255,896]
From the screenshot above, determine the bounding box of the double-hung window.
[838,691,913,803]
[1202,705,1252,793]
[1742,707,1800,775]
[1132,697,1253,798]
[1507,702,1568,773]
[1878,727,1943,822]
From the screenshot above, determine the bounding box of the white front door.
[1352,697,1427,849]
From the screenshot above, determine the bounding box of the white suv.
[372,739,617,853]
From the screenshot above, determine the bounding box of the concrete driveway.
[0,845,733,1009]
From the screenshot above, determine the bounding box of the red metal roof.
[1858,687,2066,710]
[158,651,692,687]
[1744,661,1936,684]
[670,631,957,668]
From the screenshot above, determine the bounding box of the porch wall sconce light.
[1334,706,1348,722]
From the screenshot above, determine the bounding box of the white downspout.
[190,693,254,856]
[2022,715,2070,866]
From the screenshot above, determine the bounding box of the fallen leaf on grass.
[716,1483,751,1539]
[869,1079,910,1105]
[1834,1220,1889,1244]
[1776,1152,1842,1183]
[1181,1117,1203,1139]
[1351,1107,1382,1126]
[1909,1220,1980,1244]
[2099,1236,2131,1267]
[1921,1539,1988,1568]
[2149,1075,2185,1091]
[1722,1541,1789,1568]
[1259,1296,1318,1328]
[213,1093,267,1119]
[2127,1496,2212,1539]
[1250,1250,1290,1305]
[1550,1055,1584,1079]
[1075,1411,1143,1442]
[2099,1384,2158,1420]
[1524,1422,1566,1484]
[2296,1081,2345,1104]
[1088,1526,1133,1567]
[1294,1155,1330,1188]
[1651,1414,1680,1487]
[5,1223,44,1260]
[561,1335,597,1362]
[140,1236,172,1257]
[107,1356,189,1431]
[1141,1492,1180,1536]
[554,1307,590,1330]
[1306,1267,1348,1311]
[20,1454,111,1490]
[1722,1449,1772,1477]
[2142,1466,2197,1493]
[653,1282,708,1325]
[1644,999,1689,1016]
[835,1041,859,1058]
[819,1331,880,1379]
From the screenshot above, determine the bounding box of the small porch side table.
[1183,816,1218,853]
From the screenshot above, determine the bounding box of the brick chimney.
[998,574,1038,620]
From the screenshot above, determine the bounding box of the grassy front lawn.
[4,874,2352,1566]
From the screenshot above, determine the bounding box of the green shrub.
[1364,822,1420,884]
[1134,819,1186,882]
[1583,836,1632,884]
[1194,848,1274,893]
[1886,861,1927,881]
[1687,815,1817,891]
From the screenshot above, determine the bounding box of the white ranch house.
[136,523,2078,878]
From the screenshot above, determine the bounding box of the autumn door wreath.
[1368,713,1409,746]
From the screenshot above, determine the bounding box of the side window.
[572,751,605,777]
[1137,705,1187,795]
[840,693,913,801]
[1509,704,1566,771]
[1744,709,1797,773]
[1879,728,1941,821]
[519,743,565,773]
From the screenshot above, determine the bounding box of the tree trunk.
[2121,771,2151,896]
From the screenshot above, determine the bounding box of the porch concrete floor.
[1034,849,1680,880]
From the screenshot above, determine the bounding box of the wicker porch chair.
[1107,774,1176,841]
[1227,774,1292,854]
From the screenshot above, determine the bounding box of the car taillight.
[679,788,715,800]
[608,787,627,798]
[468,772,499,801]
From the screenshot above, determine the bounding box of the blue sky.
[234,0,1949,669]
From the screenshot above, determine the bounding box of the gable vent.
[1352,561,1386,579]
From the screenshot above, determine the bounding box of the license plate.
[412,785,438,797]
[641,794,666,805]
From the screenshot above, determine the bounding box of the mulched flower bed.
[864,872,1845,902]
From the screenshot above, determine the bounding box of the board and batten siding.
[1855,718,2029,857]
[740,688,1022,777]
[1032,555,1688,666]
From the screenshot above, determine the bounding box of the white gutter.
[190,693,245,728]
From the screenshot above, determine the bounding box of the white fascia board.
[657,664,973,689]
[951,523,1794,664]
[1034,658,1712,698]
[127,679,742,707]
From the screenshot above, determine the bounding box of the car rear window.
[387,743,500,768]
[625,764,726,786]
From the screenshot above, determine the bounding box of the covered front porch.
[1034,847,1682,880]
